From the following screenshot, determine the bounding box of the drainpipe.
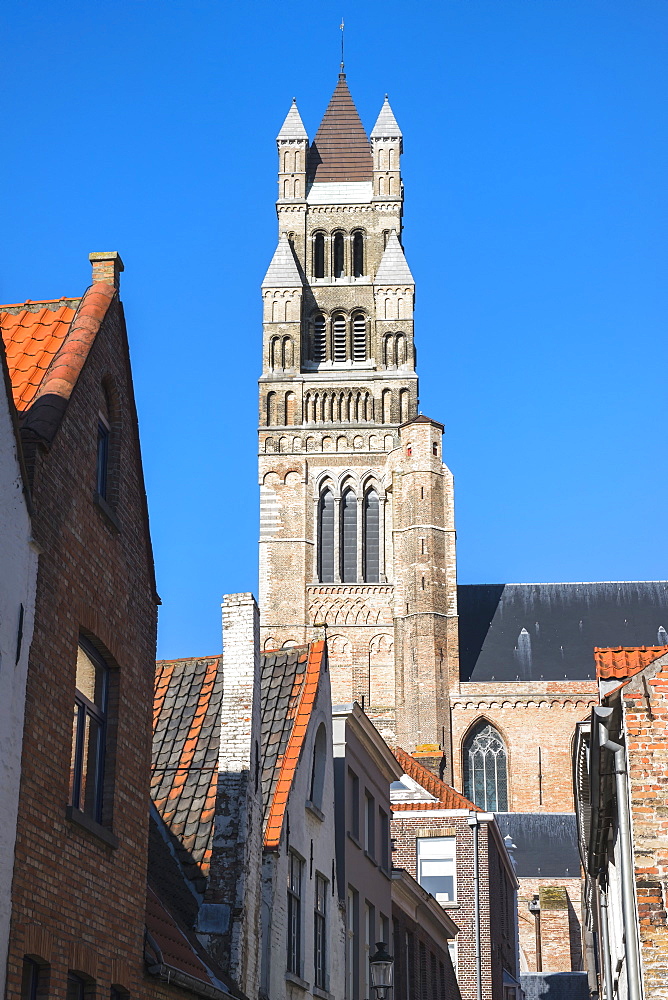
[597,708,643,1000]
[467,815,482,1000]
[598,883,614,1000]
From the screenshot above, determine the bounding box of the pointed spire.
[307,75,372,184]
[375,231,414,284]
[277,99,308,141]
[371,95,402,139]
[262,234,302,287]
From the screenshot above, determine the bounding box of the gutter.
[144,929,236,1000]
[596,706,643,1000]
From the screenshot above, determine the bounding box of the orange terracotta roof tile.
[392,746,480,812]
[1,301,78,410]
[262,641,326,850]
[594,646,667,680]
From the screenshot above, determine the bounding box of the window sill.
[347,831,362,850]
[93,492,121,533]
[66,805,119,849]
[364,849,377,864]
[285,972,310,991]
[313,987,332,1000]
[379,865,392,880]
[305,800,325,822]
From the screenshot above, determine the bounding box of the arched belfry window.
[352,231,364,277]
[352,314,366,362]
[363,490,380,582]
[318,490,335,583]
[333,232,345,278]
[333,314,347,363]
[312,314,326,362]
[313,233,325,278]
[463,722,508,811]
[340,489,357,583]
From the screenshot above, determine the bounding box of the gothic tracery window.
[463,721,508,811]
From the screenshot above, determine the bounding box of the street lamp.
[369,942,394,1000]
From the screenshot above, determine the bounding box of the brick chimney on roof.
[89,252,124,289]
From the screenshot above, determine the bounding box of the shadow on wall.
[520,971,589,1000]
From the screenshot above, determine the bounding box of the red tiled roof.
[146,886,225,991]
[308,74,373,184]
[1,284,116,443]
[152,657,223,883]
[594,646,667,680]
[392,747,480,812]
[262,641,326,850]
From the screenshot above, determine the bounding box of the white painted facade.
[0,359,38,996]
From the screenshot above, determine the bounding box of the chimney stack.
[89,251,124,289]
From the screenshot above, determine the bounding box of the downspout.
[467,814,482,1000]
[598,883,614,1000]
[597,709,642,1000]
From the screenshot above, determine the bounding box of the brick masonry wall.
[392,813,515,1000]
[516,878,582,973]
[622,657,668,999]
[5,293,158,999]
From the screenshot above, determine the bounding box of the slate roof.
[520,972,589,1000]
[494,813,580,877]
[375,232,414,285]
[151,656,223,886]
[1,283,116,443]
[307,74,373,184]
[277,99,308,141]
[594,645,666,680]
[261,641,326,849]
[262,234,303,288]
[392,747,479,812]
[370,96,402,139]
[458,582,668,682]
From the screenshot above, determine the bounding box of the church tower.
[258,75,459,766]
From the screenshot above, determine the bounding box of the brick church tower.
[258,74,458,765]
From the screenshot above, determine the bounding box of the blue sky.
[2,1,667,658]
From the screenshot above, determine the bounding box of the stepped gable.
[458,581,668,682]
[392,746,479,812]
[307,74,373,184]
[151,656,223,886]
[594,644,667,680]
[261,641,326,849]
[1,283,116,443]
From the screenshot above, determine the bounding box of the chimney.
[89,251,124,289]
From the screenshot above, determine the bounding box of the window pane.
[364,491,379,582]
[81,714,104,820]
[463,723,508,811]
[314,234,325,278]
[333,234,345,277]
[21,959,39,1000]
[352,233,364,277]
[318,491,335,583]
[341,490,357,583]
[66,974,85,1000]
[417,838,456,903]
[70,703,83,809]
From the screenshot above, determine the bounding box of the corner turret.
[371,96,402,201]
[277,99,308,203]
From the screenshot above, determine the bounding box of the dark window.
[340,489,357,583]
[314,873,328,989]
[318,490,335,583]
[364,791,375,857]
[333,232,345,277]
[349,768,360,839]
[96,420,109,498]
[21,959,43,1000]
[352,314,366,361]
[309,723,327,809]
[287,853,303,976]
[352,231,364,276]
[312,314,326,362]
[66,974,86,1000]
[379,808,389,869]
[314,233,325,278]
[70,639,108,823]
[463,721,508,811]
[363,490,380,583]
[432,442,438,456]
[333,314,347,362]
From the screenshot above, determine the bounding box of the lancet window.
[463,722,508,811]
[316,482,382,584]
[352,231,364,277]
[333,232,345,278]
[313,233,325,278]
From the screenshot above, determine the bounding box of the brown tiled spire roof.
[308,74,373,184]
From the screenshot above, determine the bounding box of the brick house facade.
[1,253,160,998]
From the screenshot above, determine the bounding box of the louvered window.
[363,490,380,582]
[314,233,325,278]
[312,315,326,362]
[340,489,357,583]
[318,491,335,582]
[352,231,364,276]
[463,722,508,811]
[352,314,366,361]
[333,232,345,277]
[333,315,347,362]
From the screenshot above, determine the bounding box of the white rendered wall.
[0,376,37,996]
